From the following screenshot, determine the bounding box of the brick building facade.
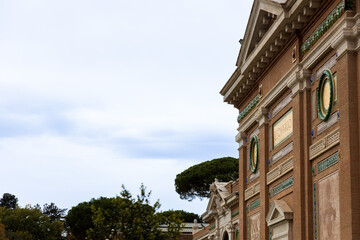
[194,0,360,239]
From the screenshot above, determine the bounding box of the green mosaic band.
[237,94,260,123]
[318,152,339,172]
[250,135,259,173]
[317,70,334,121]
[301,2,345,55]
[272,176,294,196]
[249,198,260,211]
[232,210,239,218]
[209,224,215,231]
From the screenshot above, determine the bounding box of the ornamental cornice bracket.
[226,222,235,233]
[256,107,269,127]
[331,16,358,58]
[286,64,305,96]
[287,65,312,96]
[298,69,312,90]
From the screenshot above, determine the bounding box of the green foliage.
[0,194,18,210]
[175,157,238,200]
[88,185,183,240]
[0,223,8,240]
[65,202,93,240]
[42,203,67,222]
[156,210,203,223]
[0,206,64,240]
[66,185,183,240]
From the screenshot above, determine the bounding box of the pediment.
[202,180,232,221]
[236,0,285,67]
[266,200,293,226]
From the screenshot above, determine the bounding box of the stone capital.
[256,107,269,127]
[287,66,312,96]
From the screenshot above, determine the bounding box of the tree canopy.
[66,184,184,240]
[0,194,18,210]
[0,206,64,240]
[175,157,238,200]
[0,194,65,240]
[156,210,203,223]
[42,203,67,222]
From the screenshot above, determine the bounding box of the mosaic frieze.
[232,209,239,218]
[318,152,339,173]
[271,176,294,197]
[249,199,260,212]
[237,94,260,123]
[301,2,345,55]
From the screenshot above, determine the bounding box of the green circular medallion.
[250,136,259,173]
[317,70,334,121]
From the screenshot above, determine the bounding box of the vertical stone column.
[238,132,247,240]
[302,72,313,240]
[287,67,312,240]
[337,51,360,239]
[331,14,360,239]
[257,108,269,240]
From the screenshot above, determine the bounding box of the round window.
[317,70,334,121]
[250,136,259,173]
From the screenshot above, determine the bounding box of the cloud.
[0,0,252,215]
[0,134,209,213]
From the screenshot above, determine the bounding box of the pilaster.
[289,68,311,240]
[238,133,247,240]
[257,109,269,240]
[337,49,360,239]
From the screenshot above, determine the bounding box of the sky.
[0,0,252,215]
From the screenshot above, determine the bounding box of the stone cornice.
[221,1,360,108]
[233,13,360,140]
[222,0,323,106]
[236,62,299,134]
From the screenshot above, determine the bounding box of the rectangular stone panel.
[316,54,337,80]
[272,142,293,164]
[310,128,339,160]
[272,92,292,118]
[249,212,260,240]
[317,111,339,135]
[318,171,340,240]
[249,171,260,183]
[267,157,294,185]
[273,109,293,149]
[312,90,316,121]
[245,182,260,201]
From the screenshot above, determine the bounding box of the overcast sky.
[0,0,252,215]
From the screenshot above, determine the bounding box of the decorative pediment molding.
[221,0,323,107]
[237,0,283,68]
[202,180,239,222]
[266,200,293,226]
